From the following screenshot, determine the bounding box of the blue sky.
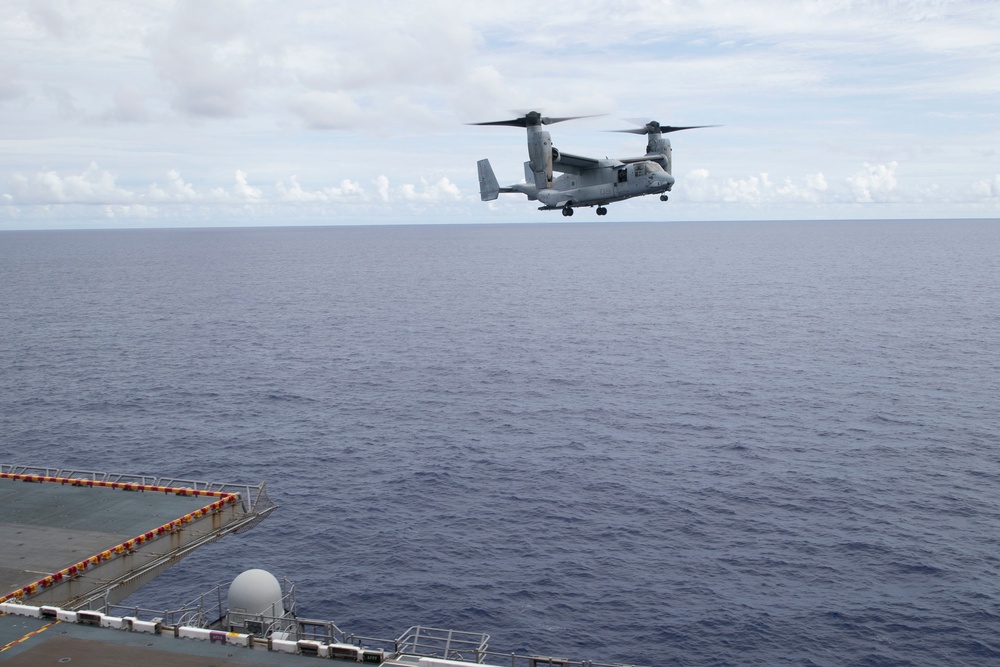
[1,0,998,228]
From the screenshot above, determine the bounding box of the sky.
[1,0,999,229]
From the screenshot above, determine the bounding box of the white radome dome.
[227,568,285,617]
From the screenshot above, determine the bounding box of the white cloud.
[1,165,467,217]
[805,173,828,191]
[101,204,159,219]
[147,170,199,202]
[3,1,1000,226]
[682,168,830,204]
[375,175,391,203]
[290,91,364,130]
[3,165,212,207]
[301,5,479,91]
[399,177,462,202]
[972,174,1000,199]
[847,162,899,203]
[5,162,133,204]
[148,0,264,118]
[232,170,262,201]
[276,176,366,202]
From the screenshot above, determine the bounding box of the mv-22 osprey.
[473,111,713,216]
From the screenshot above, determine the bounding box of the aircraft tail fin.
[477,159,501,201]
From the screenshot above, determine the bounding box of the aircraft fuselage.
[537,161,674,210]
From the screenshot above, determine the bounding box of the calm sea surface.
[1,220,998,666]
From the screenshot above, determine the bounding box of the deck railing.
[0,463,275,517]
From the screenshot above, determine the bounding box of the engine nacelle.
[526,127,553,189]
[647,136,672,174]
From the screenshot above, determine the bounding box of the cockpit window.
[631,161,664,177]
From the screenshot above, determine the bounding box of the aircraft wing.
[618,153,669,167]
[551,151,605,174]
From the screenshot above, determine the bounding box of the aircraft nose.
[658,173,675,190]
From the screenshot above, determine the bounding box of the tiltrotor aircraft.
[473,111,712,216]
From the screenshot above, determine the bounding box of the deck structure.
[0,465,274,610]
[0,464,642,667]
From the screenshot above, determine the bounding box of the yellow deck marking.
[0,618,61,653]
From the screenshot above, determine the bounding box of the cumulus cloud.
[276,176,365,202]
[2,166,466,210]
[147,170,199,202]
[101,204,159,219]
[805,173,828,191]
[367,176,462,203]
[5,162,133,204]
[375,175,390,203]
[971,174,1000,199]
[680,162,911,208]
[4,2,1000,225]
[209,170,264,201]
[4,166,205,207]
[399,177,462,202]
[847,162,898,203]
[683,168,830,204]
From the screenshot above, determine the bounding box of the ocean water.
[1,219,998,666]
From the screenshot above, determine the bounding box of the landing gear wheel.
[659,194,669,202]
[596,206,607,216]
[561,206,574,217]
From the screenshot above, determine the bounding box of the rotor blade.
[659,124,721,134]
[540,114,604,125]
[612,123,720,135]
[469,111,604,128]
[468,118,532,127]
